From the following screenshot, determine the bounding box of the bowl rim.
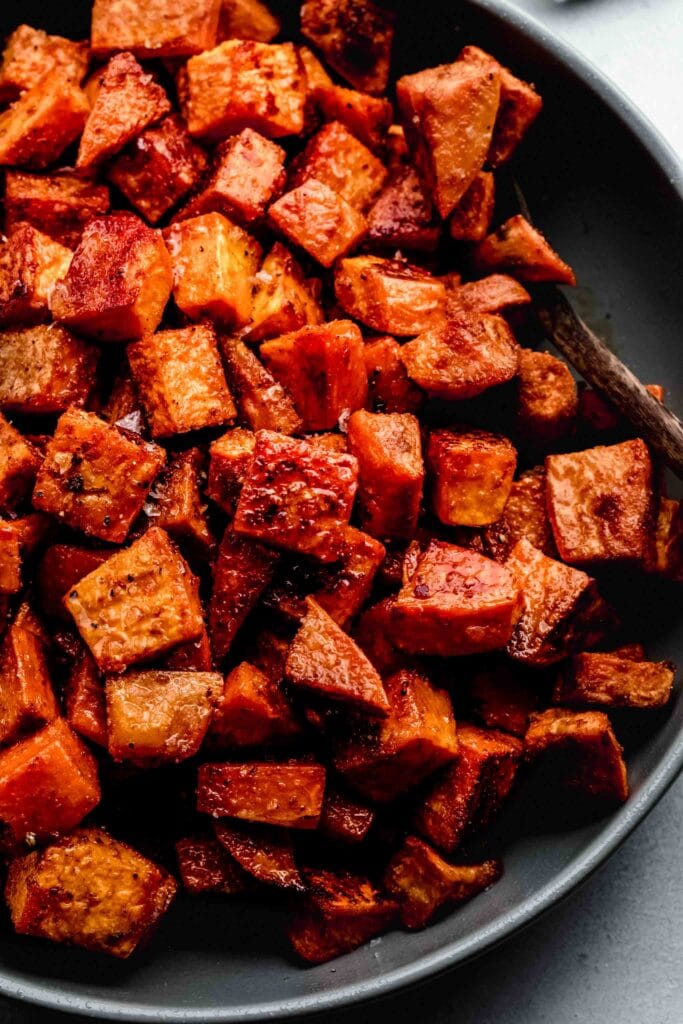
[2,0,683,1019]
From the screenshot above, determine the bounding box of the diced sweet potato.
[286,597,389,716]
[468,660,537,736]
[209,660,300,747]
[290,121,387,211]
[427,428,517,527]
[0,524,21,595]
[214,820,304,890]
[448,171,495,242]
[366,165,441,252]
[315,81,392,152]
[220,337,303,434]
[384,835,501,928]
[554,652,675,709]
[400,311,519,400]
[148,450,213,559]
[524,708,628,804]
[64,651,107,748]
[233,430,358,562]
[217,0,281,43]
[0,414,41,511]
[0,718,100,843]
[347,410,423,541]
[162,625,214,672]
[0,25,88,104]
[207,428,255,515]
[269,179,366,268]
[246,243,322,342]
[3,171,110,249]
[320,787,375,844]
[208,529,279,662]
[184,40,306,141]
[505,539,612,666]
[545,439,654,564]
[6,828,176,957]
[197,761,325,827]
[50,213,173,343]
[335,256,446,336]
[471,215,576,286]
[0,325,97,416]
[261,321,367,431]
[36,545,109,622]
[176,835,249,894]
[481,467,556,561]
[414,723,522,853]
[33,409,165,544]
[334,669,457,802]
[644,496,683,582]
[363,335,424,414]
[301,0,395,95]
[448,274,531,316]
[64,527,204,673]
[91,0,220,58]
[0,69,89,169]
[515,349,577,445]
[390,540,521,657]
[0,606,58,747]
[101,370,146,433]
[0,224,72,328]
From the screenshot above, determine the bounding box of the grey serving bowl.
[0,0,682,1019]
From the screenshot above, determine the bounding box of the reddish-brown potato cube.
[578,383,664,437]
[234,430,358,562]
[471,215,576,286]
[217,0,280,43]
[0,25,88,103]
[0,718,100,843]
[220,336,303,434]
[515,349,577,446]
[427,428,517,528]
[208,529,279,662]
[391,541,521,657]
[385,835,501,928]
[6,828,176,957]
[505,539,612,667]
[645,497,683,582]
[545,439,654,564]
[50,214,173,343]
[246,243,322,343]
[197,761,325,827]
[33,409,165,544]
[467,660,537,736]
[335,256,446,336]
[3,171,110,249]
[92,0,220,58]
[175,835,249,895]
[334,669,457,803]
[286,597,389,715]
[481,466,556,562]
[0,525,21,595]
[554,652,675,709]
[162,624,214,672]
[64,651,107,748]
[0,414,41,511]
[524,708,628,804]
[0,69,89,169]
[316,83,392,152]
[269,180,366,268]
[401,311,519,400]
[290,121,387,211]
[213,820,304,891]
[261,321,367,431]
[64,527,204,673]
[301,0,394,94]
[209,661,300,747]
[0,225,72,328]
[364,336,424,414]
[36,545,109,622]
[164,213,260,328]
[320,788,375,844]
[0,606,57,747]
[149,450,213,559]
[184,40,305,141]
[0,326,97,416]
[207,428,255,515]
[448,274,531,316]
[414,723,522,853]
[449,171,495,242]
[347,410,423,541]
[366,165,441,253]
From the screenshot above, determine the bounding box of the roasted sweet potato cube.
[427,428,516,528]
[481,466,556,561]
[184,40,305,141]
[176,835,249,894]
[3,171,109,249]
[6,828,176,957]
[0,25,88,104]
[524,708,628,804]
[0,414,41,511]
[269,180,366,268]
[320,787,375,844]
[384,835,501,929]
[0,69,89,169]
[352,598,407,678]
[347,410,423,541]
[210,661,300,747]
[335,256,446,336]
[315,81,392,152]
[50,214,173,343]
[162,624,214,672]
[217,0,280,43]
[401,311,519,400]
[164,213,260,328]
[64,527,204,673]
[448,274,531,316]
[0,606,58,747]
[245,244,322,343]
[64,651,107,748]
[0,524,21,595]
[208,529,279,662]
[92,0,220,57]
[0,719,100,843]
[33,409,165,544]
[220,337,303,434]
[364,336,424,415]
[197,761,325,827]
[448,171,495,242]
[214,820,304,890]
[286,597,389,716]
[515,349,578,446]
[233,430,358,562]
[505,539,612,666]
[468,661,537,736]
[301,0,394,94]
[0,225,72,328]
[149,450,213,558]
[260,320,367,431]
[471,215,576,286]
[554,652,675,709]
[546,439,653,564]
[366,166,441,252]
[290,121,387,211]
[36,545,109,623]
[207,428,255,515]
[391,541,521,657]
[644,496,683,582]
[414,723,521,853]
[0,326,97,416]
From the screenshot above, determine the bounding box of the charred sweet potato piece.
[414,723,522,853]
[515,349,578,446]
[220,337,303,435]
[64,651,107,748]
[384,835,501,928]
[101,371,146,433]
[3,171,110,249]
[320,787,375,844]
[471,215,576,286]
[347,410,423,541]
[64,527,204,673]
[197,761,325,827]
[245,243,322,342]
[468,660,537,736]
[6,828,176,957]
[505,539,612,667]
[0,224,72,328]
[0,69,89,169]
[546,439,653,564]
[578,383,664,438]
[335,256,446,336]
[448,274,531,316]
[214,820,304,890]
[217,0,281,43]
[286,597,389,716]
[524,708,628,804]
[234,430,358,562]
[481,466,556,561]
[0,326,97,416]
[209,661,300,747]
[0,414,41,511]
[301,0,395,95]
[208,529,279,662]
[401,311,519,400]
[644,496,683,582]
[261,321,367,431]
[184,40,306,141]
[0,25,88,104]
[176,835,249,895]
[427,428,517,528]
[363,336,424,414]
[36,545,109,622]
[50,214,173,343]
[0,718,100,843]
[91,0,220,58]
[0,524,21,595]
[290,121,387,211]
[162,625,214,673]
[33,409,165,544]
[269,180,367,268]
[391,541,521,657]
[315,84,392,152]
[554,652,675,709]
[367,167,441,254]
[207,428,255,515]
[0,606,57,747]
[148,450,213,559]
[448,171,495,242]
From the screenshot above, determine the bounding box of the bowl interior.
[0,0,682,1019]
